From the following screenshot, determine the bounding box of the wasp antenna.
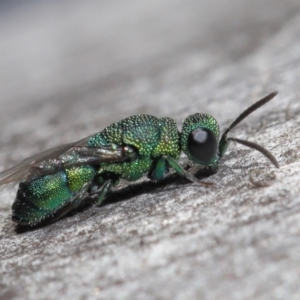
[221,91,278,140]
[227,137,279,168]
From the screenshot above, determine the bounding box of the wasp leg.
[90,176,120,206]
[165,156,213,186]
[148,157,169,181]
[50,182,91,223]
[95,180,114,205]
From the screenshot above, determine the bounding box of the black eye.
[187,128,218,163]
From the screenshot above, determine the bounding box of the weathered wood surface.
[1,1,300,299]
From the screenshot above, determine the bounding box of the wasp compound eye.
[181,113,220,165]
[187,128,218,163]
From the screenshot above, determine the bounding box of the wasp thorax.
[181,113,220,165]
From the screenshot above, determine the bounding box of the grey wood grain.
[1,1,300,299]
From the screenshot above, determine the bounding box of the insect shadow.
[14,173,196,233]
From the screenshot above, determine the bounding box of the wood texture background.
[1,1,300,299]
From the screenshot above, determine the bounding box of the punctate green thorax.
[0,92,279,227]
[87,115,182,181]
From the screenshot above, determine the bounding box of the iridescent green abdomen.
[12,166,96,225]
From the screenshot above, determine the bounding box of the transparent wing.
[0,137,134,186]
[0,143,75,185]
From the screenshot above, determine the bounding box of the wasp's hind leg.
[90,174,120,206]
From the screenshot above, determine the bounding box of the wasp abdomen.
[12,166,96,226]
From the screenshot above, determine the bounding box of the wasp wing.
[0,138,132,185]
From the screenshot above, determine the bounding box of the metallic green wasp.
[0,92,279,227]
